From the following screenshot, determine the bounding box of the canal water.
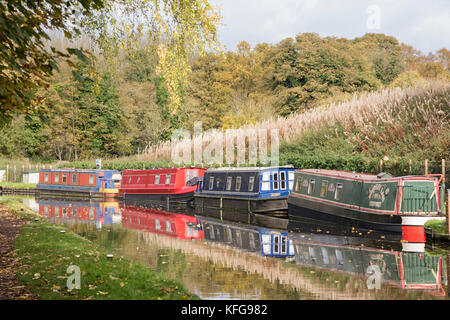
[13,196,450,300]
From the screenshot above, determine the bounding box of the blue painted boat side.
[197,167,295,199]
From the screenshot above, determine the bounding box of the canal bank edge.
[0,197,199,300]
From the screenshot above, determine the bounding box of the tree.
[0,0,103,126]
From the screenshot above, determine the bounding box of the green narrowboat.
[287,169,445,237]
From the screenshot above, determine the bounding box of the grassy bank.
[0,182,36,189]
[1,198,198,300]
[424,219,448,235]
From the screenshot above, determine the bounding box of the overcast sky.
[211,0,450,54]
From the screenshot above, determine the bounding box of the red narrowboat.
[119,167,206,213]
[121,204,204,240]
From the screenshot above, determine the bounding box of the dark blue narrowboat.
[194,166,295,228]
[36,169,121,198]
[200,217,295,258]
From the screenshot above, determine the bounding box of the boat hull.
[288,194,403,233]
[121,192,196,214]
[194,194,289,229]
[36,187,117,199]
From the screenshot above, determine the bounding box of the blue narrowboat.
[36,198,121,228]
[37,169,122,198]
[194,166,295,228]
[200,217,295,258]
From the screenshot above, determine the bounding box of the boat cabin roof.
[123,167,205,175]
[206,166,294,173]
[297,169,439,182]
[40,168,119,173]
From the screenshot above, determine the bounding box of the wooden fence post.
[408,159,412,174]
[379,160,383,172]
[424,159,428,175]
[5,165,8,182]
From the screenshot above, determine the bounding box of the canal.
[14,196,450,300]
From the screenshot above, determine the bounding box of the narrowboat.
[119,167,206,213]
[121,204,204,240]
[36,169,121,198]
[288,169,446,237]
[194,166,295,229]
[36,198,121,227]
[291,232,447,293]
[200,217,295,258]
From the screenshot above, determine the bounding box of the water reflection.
[21,196,449,300]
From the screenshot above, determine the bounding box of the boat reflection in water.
[120,204,204,240]
[200,217,295,258]
[290,222,447,295]
[35,197,121,229]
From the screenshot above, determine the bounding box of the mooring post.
[409,159,412,174]
[425,159,428,175]
[5,165,8,182]
[442,159,445,184]
[447,189,449,235]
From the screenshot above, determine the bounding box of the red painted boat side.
[119,167,206,196]
[121,205,204,239]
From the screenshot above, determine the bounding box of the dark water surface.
[16,196,449,300]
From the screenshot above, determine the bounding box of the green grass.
[424,219,448,235]
[2,199,199,300]
[0,181,36,189]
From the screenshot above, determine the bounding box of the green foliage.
[0,0,103,126]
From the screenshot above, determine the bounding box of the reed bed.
[136,81,450,163]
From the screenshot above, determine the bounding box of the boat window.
[128,177,132,184]
[166,221,172,232]
[186,170,191,182]
[335,183,343,200]
[308,179,315,194]
[261,172,271,191]
[321,247,329,264]
[272,172,279,190]
[248,176,255,191]
[155,219,161,231]
[54,207,59,217]
[320,180,328,197]
[209,176,214,190]
[165,174,171,184]
[295,177,302,192]
[309,247,316,262]
[280,171,287,190]
[249,233,256,250]
[281,236,287,254]
[273,236,280,254]
[55,173,59,183]
[226,176,232,191]
[72,174,77,184]
[44,173,49,183]
[89,208,94,220]
[44,206,48,217]
[226,227,232,243]
[155,174,160,185]
[193,170,198,177]
[209,225,215,239]
[235,176,241,191]
[336,249,344,265]
[137,177,140,184]
[89,174,94,185]
[62,174,67,183]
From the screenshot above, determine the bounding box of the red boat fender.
[401,225,426,243]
